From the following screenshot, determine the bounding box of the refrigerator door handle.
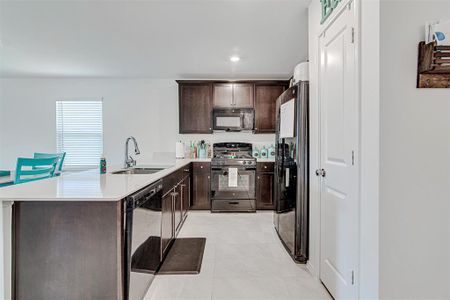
[285,168,290,187]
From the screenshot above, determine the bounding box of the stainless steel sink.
[112,168,165,175]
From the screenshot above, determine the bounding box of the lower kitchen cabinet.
[12,201,123,299]
[161,191,175,254]
[180,175,190,218]
[191,162,211,210]
[161,166,191,256]
[174,185,183,232]
[256,162,275,210]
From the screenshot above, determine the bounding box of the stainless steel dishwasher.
[124,180,163,300]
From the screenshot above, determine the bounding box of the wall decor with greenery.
[320,0,342,24]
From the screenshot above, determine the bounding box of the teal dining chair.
[34,152,66,176]
[14,157,59,184]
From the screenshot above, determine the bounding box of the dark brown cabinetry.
[12,201,124,299]
[256,162,275,210]
[254,83,288,133]
[213,83,233,107]
[233,83,254,108]
[161,167,191,254]
[180,175,190,218]
[161,191,174,253]
[191,162,211,210]
[178,82,213,134]
[178,80,288,134]
[213,83,254,108]
[174,184,182,232]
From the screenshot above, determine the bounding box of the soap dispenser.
[268,144,275,158]
[261,146,268,158]
[252,147,260,158]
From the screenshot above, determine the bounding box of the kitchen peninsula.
[0,159,209,299]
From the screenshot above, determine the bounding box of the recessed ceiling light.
[230,56,240,62]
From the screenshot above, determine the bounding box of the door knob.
[315,169,326,177]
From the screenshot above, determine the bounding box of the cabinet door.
[179,83,213,133]
[256,173,275,210]
[161,191,174,254]
[192,163,211,210]
[174,185,182,233]
[233,83,254,108]
[213,83,233,107]
[181,176,190,218]
[254,84,287,133]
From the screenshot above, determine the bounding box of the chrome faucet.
[124,136,140,168]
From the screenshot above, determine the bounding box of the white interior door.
[319,2,359,299]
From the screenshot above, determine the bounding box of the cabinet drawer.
[162,168,187,195]
[193,162,210,174]
[211,199,256,212]
[257,162,274,173]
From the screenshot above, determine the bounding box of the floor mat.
[157,238,206,275]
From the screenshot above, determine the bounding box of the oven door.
[211,166,256,199]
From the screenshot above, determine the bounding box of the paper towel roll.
[176,142,185,159]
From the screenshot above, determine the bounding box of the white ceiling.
[0,0,309,79]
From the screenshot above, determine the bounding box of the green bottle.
[100,155,107,174]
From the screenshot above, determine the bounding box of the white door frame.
[308,0,380,298]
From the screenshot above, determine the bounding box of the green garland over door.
[320,0,342,24]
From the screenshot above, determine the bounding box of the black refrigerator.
[273,81,309,263]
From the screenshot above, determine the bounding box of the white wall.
[359,0,380,298]
[0,78,274,169]
[0,79,5,167]
[380,1,450,299]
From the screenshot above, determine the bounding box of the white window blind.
[56,100,103,169]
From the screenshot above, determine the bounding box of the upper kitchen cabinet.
[213,83,254,108]
[254,82,289,134]
[177,80,288,134]
[177,81,213,134]
[232,83,254,108]
[213,83,233,107]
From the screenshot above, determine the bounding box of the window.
[56,100,103,169]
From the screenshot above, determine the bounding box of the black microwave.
[213,108,254,132]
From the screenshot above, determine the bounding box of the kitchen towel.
[228,167,238,188]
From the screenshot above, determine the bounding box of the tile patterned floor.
[145,211,331,300]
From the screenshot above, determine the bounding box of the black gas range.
[210,143,257,212]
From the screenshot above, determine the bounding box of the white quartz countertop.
[0,159,211,202]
